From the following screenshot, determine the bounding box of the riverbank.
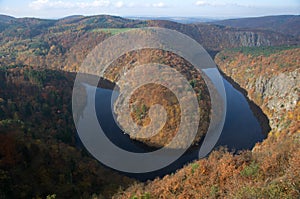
[114,47,300,199]
[218,69,271,137]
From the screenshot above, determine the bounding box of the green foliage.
[210,185,219,198]
[141,192,151,199]
[132,104,148,120]
[0,119,24,128]
[235,182,295,199]
[24,69,47,87]
[197,90,202,101]
[92,28,135,35]
[141,104,147,115]
[130,193,151,199]
[189,79,197,88]
[191,163,199,174]
[225,45,300,57]
[219,54,229,61]
[29,40,50,56]
[0,65,20,71]
[240,161,259,177]
[46,194,56,199]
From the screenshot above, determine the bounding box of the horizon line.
[0,13,299,21]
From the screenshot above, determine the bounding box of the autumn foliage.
[114,47,300,199]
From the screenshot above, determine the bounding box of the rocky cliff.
[215,47,299,136]
[1,15,299,72]
[114,46,300,199]
[212,15,300,39]
[147,21,299,51]
[192,24,298,51]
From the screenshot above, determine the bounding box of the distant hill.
[0,14,299,71]
[1,14,300,198]
[212,15,300,39]
[0,14,16,32]
[146,20,299,52]
[0,14,15,22]
[56,14,144,27]
[126,16,216,24]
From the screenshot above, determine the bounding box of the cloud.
[151,2,167,8]
[28,0,168,10]
[195,1,225,7]
[114,1,124,8]
[195,1,253,7]
[29,0,110,10]
[195,1,208,6]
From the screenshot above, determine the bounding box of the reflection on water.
[91,77,266,180]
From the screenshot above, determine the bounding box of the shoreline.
[218,68,271,136]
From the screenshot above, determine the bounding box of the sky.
[0,0,299,19]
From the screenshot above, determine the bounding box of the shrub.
[240,161,259,178]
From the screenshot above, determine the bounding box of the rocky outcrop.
[228,31,271,47]
[249,69,299,131]
[216,48,299,135]
[191,24,299,51]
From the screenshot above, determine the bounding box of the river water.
[93,77,266,180]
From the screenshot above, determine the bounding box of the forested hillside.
[1,15,299,72]
[115,46,300,199]
[0,67,134,198]
[0,15,299,198]
[212,15,300,39]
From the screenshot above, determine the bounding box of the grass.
[92,28,135,35]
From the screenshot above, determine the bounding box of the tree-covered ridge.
[104,49,211,148]
[0,67,75,141]
[1,15,299,74]
[212,15,300,39]
[0,14,299,198]
[0,15,146,73]
[216,46,299,139]
[114,47,300,199]
[0,67,135,198]
[220,45,300,58]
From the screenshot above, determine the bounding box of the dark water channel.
[92,78,266,180]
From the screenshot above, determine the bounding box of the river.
[92,77,266,180]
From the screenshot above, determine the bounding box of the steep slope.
[215,46,299,136]
[1,15,300,198]
[212,15,300,38]
[193,24,299,51]
[1,15,299,73]
[0,67,135,198]
[147,20,299,51]
[114,47,300,199]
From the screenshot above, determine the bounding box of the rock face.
[212,15,300,39]
[255,70,299,111]
[251,69,299,131]
[228,32,271,47]
[191,24,299,51]
[216,47,300,134]
[1,15,299,72]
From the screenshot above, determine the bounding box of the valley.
[0,14,299,198]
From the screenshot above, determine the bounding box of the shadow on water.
[92,76,268,181]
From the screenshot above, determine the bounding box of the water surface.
[93,78,265,180]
